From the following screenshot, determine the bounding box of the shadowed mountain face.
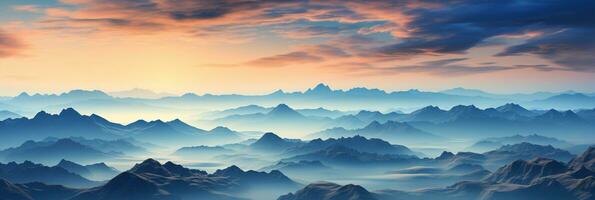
[0,178,82,200]
[570,147,595,171]
[278,182,377,200]
[484,158,568,184]
[438,143,575,170]
[71,159,299,200]
[277,147,595,200]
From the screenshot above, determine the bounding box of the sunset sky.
[1,0,594,96]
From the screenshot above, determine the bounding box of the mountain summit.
[305,83,333,95]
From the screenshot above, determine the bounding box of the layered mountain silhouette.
[205,104,347,119]
[173,145,234,158]
[282,145,419,168]
[312,120,440,145]
[283,135,418,157]
[2,85,592,121]
[0,108,122,147]
[260,160,330,173]
[577,108,595,121]
[0,178,81,200]
[0,110,22,120]
[211,104,329,134]
[483,142,575,164]
[43,136,150,156]
[466,134,572,152]
[0,108,244,147]
[404,105,594,141]
[285,147,595,200]
[56,159,120,181]
[436,143,574,170]
[532,93,595,110]
[0,160,99,188]
[249,132,304,152]
[0,138,116,165]
[72,158,300,200]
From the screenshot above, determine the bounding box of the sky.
[0,0,594,96]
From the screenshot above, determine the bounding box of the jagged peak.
[214,165,244,177]
[129,158,172,177]
[271,103,293,111]
[209,126,233,133]
[58,159,80,166]
[256,132,283,142]
[59,108,82,117]
[308,83,332,92]
[437,151,455,160]
[33,110,51,119]
[450,104,479,112]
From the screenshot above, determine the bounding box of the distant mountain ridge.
[3,84,593,122]
[0,110,22,120]
[312,120,440,145]
[0,138,116,165]
[0,160,99,188]
[0,108,244,147]
[56,159,120,181]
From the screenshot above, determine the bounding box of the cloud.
[13,5,41,13]
[497,28,595,72]
[245,51,323,67]
[384,58,517,76]
[359,58,564,76]
[244,44,351,67]
[0,29,25,58]
[370,0,595,67]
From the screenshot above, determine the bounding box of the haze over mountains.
[2,84,594,123]
[0,84,593,200]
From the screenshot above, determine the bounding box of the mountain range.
[0,160,99,188]
[73,158,300,200]
[311,120,440,145]
[0,110,22,120]
[0,139,117,165]
[56,159,120,181]
[0,108,244,148]
[280,147,595,200]
[2,84,594,127]
[465,134,572,153]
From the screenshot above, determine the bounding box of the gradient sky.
[1,0,594,96]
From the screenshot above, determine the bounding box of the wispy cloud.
[0,29,25,58]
